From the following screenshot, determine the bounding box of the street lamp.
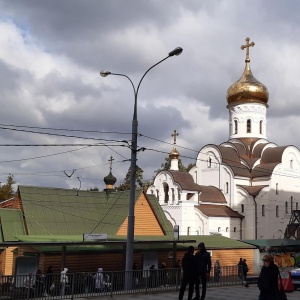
[100,46,183,289]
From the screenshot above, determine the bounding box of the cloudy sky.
[0,0,299,191]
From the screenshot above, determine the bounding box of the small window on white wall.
[262,205,265,216]
[187,227,190,236]
[218,227,221,233]
[247,119,251,133]
[234,227,236,232]
[241,204,244,213]
[208,157,212,168]
[259,120,263,134]
[226,227,229,232]
[276,183,279,194]
[276,205,279,217]
[234,120,238,134]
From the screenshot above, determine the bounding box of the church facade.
[147,38,300,240]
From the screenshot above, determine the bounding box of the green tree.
[0,174,16,201]
[117,165,144,191]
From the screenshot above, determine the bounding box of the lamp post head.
[100,70,111,77]
[168,47,183,57]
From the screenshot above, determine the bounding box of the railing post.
[71,273,75,300]
[26,274,32,300]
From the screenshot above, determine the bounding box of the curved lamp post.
[100,47,182,289]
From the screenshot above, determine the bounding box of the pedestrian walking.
[214,259,221,282]
[34,269,45,297]
[93,267,104,292]
[237,258,243,280]
[60,267,69,296]
[149,265,157,287]
[179,245,195,300]
[243,259,249,287]
[160,262,169,287]
[193,242,211,300]
[45,266,53,294]
[258,254,280,300]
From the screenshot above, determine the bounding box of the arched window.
[218,227,221,233]
[241,204,244,213]
[208,157,212,168]
[187,227,190,235]
[276,183,279,195]
[247,119,251,133]
[285,201,288,213]
[234,227,236,232]
[262,205,265,216]
[226,227,229,232]
[156,189,159,198]
[163,183,169,204]
[234,120,238,134]
[226,182,229,194]
[276,205,279,217]
[259,120,263,134]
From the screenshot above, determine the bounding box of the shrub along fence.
[0,266,243,300]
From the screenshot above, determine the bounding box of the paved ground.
[78,285,300,300]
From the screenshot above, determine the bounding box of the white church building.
[147,38,300,240]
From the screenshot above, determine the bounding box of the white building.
[147,38,300,240]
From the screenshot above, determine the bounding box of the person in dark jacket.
[258,254,279,300]
[179,246,195,300]
[193,242,211,300]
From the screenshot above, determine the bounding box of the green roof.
[0,208,25,241]
[182,235,256,249]
[242,239,300,249]
[18,185,172,237]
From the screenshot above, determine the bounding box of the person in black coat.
[258,254,279,300]
[178,246,195,300]
[193,242,211,300]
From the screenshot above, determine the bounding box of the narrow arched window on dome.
[208,157,212,168]
[259,120,263,134]
[290,159,294,169]
[234,120,238,134]
[276,205,279,217]
[247,119,251,133]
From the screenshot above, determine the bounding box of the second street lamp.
[100,46,183,289]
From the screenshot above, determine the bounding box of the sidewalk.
[78,285,299,300]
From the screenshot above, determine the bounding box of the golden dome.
[169,146,180,159]
[226,37,269,106]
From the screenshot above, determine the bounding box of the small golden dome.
[227,37,269,106]
[169,146,180,159]
[226,62,269,105]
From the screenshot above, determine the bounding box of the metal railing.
[0,266,245,299]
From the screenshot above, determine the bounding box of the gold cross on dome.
[171,130,179,145]
[108,156,114,172]
[241,37,255,62]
